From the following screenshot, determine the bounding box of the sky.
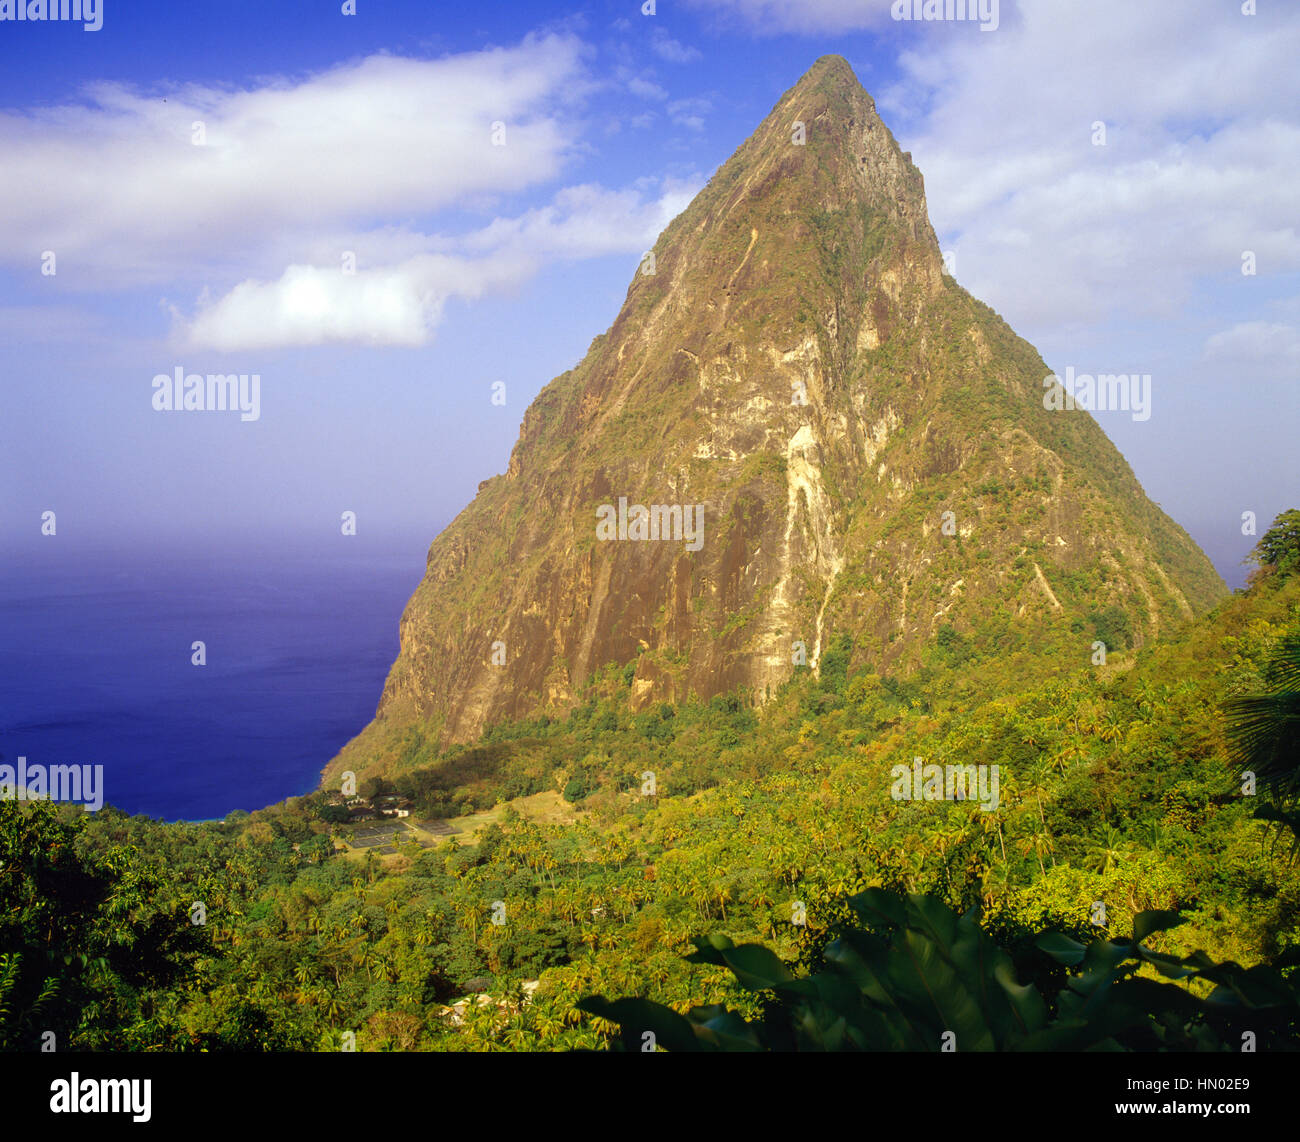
[1,0,1296,587]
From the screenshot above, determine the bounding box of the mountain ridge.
[325,55,1225,786]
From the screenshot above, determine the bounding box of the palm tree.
[1139,820,1172,854]
[461,900,482,944]
[353,945,376,981]
[1086,824,1128,874]
[413,917,436,948]
[322,987,345,1022]
[716,881,733,921]
[292,961,316,1004]
[981,857,1012,908]
[1053,734,1086,775]
[1134,681,1159,716]
[1018,829,1054,877]
[899,843,925,893]
[978,809,1007,862]
[532,1002,565,1043]
[502,1014,533,1050]
[1223,629,1300,852]
[1098,709,1127,744]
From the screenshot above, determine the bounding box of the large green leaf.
[701,942,797,991]
[578,996,706,1052]
[1035,932,1086,965]
[1132,909,1184,945]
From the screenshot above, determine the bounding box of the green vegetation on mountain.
[326,56,1223,782]
[0,56,1278,1055]
[3,514,1295,1051]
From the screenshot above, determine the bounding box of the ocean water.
[0,547,421,821]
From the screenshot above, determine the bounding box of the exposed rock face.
[325,56,1225,782]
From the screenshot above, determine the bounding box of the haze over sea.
[0,540,420,821]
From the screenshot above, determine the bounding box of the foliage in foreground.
[1223,627,1300,853]
[583,888,1300,1051]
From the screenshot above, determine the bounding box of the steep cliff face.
[326,56,1225,783]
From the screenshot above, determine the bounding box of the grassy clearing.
[338,789,581,861]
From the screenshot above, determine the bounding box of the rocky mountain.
[325,55,1224,785]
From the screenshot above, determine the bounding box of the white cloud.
[1,31,710,351]
[0,34,590,285]
[460,180,699,258]
[179,179,701,350]
[650,28,703,63]
[627,76,670,100]
[180,256,513,352]
[687,0,896,34]
[1204,321,1300,373]
[685,3,1300,332]
[876,0,1300,332]
[668,96,712,131]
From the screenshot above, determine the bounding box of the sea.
[0,544,422,821]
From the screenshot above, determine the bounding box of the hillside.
[8,524,1293,1052]
[327,55,1223,786]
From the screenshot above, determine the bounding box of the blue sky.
[1,0,1296,586]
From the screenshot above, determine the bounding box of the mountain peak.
[662,53,941,283]
[771,53,885,142]
[326,59,1225,780]
[796,53,859,88]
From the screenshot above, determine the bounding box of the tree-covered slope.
[327,56,1224,787]
[7,518,1292,1053]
